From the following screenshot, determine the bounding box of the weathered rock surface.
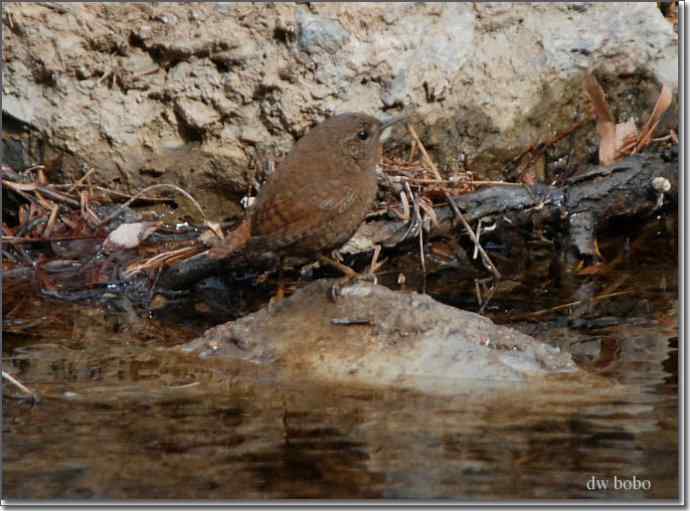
[181,280,576,395]
[2,3,678,219]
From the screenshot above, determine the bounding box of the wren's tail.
[207,219,252,260]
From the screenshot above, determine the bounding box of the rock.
[296,11,351,55]
[175,98,221,131]
[2,3,678,216]
[181,280,577,395]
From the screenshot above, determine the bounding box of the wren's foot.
[318,256,378,302]
[267,257,289,312]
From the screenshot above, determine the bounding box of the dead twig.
[406,124,444,181]
[123,245,203,278]
[42,204,59,237]
[511,289,634,321]
[2,370,40,402]
[67,166,97,194]
[406,123,501,281]
[369,244,384,274]
[94,184,207,229]
[1,235,103,244]
[330,318,374,326]
[405,181,427,291]
[1,180,80,207]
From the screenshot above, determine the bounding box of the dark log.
[157,150,678,289]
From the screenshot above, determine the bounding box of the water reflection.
[2,222,678,501]
[3,367,678,499]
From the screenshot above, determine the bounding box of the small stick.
[3,181,81,207]
[166,381,201,390]
[2,370,40,401]
[512,290,633,320]
[80,191,101,227]
[469,180,524,187]
[331,318,374,326]
[24,164,46,174]
[37,168,48,185]
[387,177,463,185]
[406,122,501,280]
[53,184,175,203]
[404,181,427,291]
[474,279,482,306]
[33,189,54,211]
[473,218,482,260]
[67,166,97,193]
[37,187,80,207]
[124,245,202,277]
[369,244,383,274]
[2,235,103,244]
[406,124,443,181]
[94,184,207,229]
[477,277,496,315]
[448,195,502,280]
[408,140,417,162]
[42,204,59,237]
[399,189,410,221]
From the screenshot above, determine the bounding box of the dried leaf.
[583,72,617,165]
[598,122,618,166]
[103,221,162,253]
[635,83,673,152]
[614,118,639,158]
[583,72,614,123]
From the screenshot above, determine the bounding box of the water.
[2,220,678,500]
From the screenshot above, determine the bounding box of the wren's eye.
[357,130,369,141]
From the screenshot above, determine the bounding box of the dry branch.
[157,151,677,290]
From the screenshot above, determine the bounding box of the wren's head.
[291,112,405,171]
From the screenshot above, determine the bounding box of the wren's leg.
[274,260,285,301]
[318,255,359,279]
[268,257,287,311]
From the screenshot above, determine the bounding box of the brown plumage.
[209,112,402,261]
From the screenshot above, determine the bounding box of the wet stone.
[182,279,577,395]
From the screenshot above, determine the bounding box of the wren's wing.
[251,173,358,252]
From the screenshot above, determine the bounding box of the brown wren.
[209,113,404,264]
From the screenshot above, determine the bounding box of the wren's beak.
[380,114,408,132]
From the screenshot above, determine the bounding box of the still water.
[2,220,679,500]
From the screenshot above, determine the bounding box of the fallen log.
[157,150,678,290]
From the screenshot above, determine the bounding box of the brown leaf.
[598,122,618,166]
[614,118,639,158]
[583,71,617,165]
[583,72,614,123]
[635,83,673,152]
